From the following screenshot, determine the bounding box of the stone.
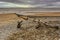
[0,13,19,40]
[21,19,39,30]
[0,13,60,40]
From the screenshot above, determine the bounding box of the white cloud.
[0,0,60,8]
[0,1,36,8]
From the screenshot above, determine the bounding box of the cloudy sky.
[0,0,60,8]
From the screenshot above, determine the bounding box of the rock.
[0,13,60,40]
[7,26,59,40]
[21,19,39,30]
[0,13,19,40]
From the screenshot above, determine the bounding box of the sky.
[0,0,60,8]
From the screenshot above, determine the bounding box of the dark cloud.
[0,0,60,8]
[0,0,40,5]
[0,0,24,4]
[0,0,59,5]
[0,0,59,4]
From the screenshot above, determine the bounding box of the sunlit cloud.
[0,0,60,8]
[0,1,36,8]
